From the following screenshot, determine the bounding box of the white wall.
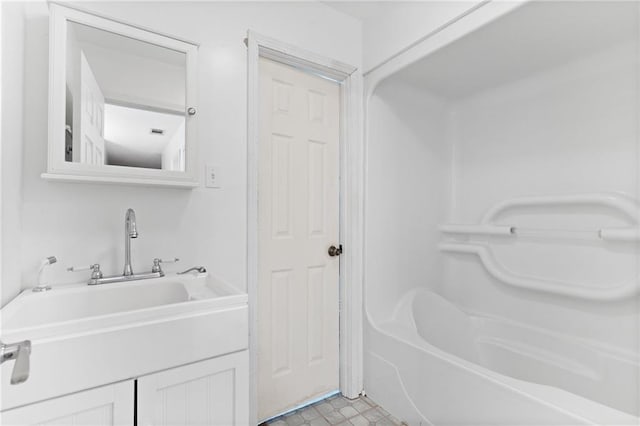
[82,43,186,112]
[365,80,450,320]
[1,2,26,307]
[2,1,361,304]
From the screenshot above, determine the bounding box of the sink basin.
[2,280,190,330]
[0,272,248,411]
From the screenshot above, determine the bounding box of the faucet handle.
[177,266,207,275]
[68,264,103,279]
[151,258,180,273]
[1,339,31,385]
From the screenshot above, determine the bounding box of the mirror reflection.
[65,22,186,171]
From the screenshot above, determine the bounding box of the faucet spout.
[124,208,138,276]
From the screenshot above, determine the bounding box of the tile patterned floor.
[261,394,403,426]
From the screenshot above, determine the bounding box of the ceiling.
[70,21,186,67]
[324,1,425,23]
[390,1,638,99]
[104,103,184,156]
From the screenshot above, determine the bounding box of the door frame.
[246,30,364,424]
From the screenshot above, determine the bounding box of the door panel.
[258,58,341,421]
[136,352,249,426]
[0,381,133,426]
[80,51,105,165]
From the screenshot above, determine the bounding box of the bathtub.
[364,289,639,426]
[362,1,640,424]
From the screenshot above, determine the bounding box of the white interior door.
[257,57,341,421]
[80,50,105,165]
[257,55,340,420]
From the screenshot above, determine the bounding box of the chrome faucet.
[123,208,138,276]
[66,208,181,285]
[32,256,57,292]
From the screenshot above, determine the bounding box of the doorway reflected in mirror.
[64,21,186,171]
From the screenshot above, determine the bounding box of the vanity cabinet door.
[0,381,134,426]
[137,351,249,426]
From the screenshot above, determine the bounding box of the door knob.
[328,245,343,257]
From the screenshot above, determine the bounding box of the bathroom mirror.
[45,4,199,187]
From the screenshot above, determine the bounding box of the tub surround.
[364,1,640,424]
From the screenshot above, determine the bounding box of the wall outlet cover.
[205,164,221,188]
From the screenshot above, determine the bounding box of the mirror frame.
[44,4,199,188]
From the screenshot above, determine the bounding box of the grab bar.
[439,224,514,236]
[439,243,638,301]
[599,228,640,242]
[512,227,600,241]
[441,224,640,242]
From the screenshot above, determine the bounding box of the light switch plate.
[205,164,221,188]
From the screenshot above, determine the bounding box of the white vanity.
[0,4,249,424]
[0,272,249,425]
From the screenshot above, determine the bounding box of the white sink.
[2,280,190,330]
[0,272,248,411]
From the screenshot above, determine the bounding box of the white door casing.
[79,50,105,166]
[247,31,364,426]
[257,57,341,421]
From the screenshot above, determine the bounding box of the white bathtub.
[364,289,639,426]
[362,1,640,424]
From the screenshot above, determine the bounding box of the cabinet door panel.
[137,351,249,426]
[0,381,133,426]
